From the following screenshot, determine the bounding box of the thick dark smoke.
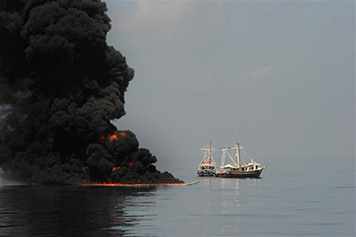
[0,0,181,184]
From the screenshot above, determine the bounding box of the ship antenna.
[209,141,212,163]
[235,127,239,144]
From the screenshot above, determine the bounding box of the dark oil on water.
[0,157,355,236]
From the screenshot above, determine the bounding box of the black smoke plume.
[0,0,181,184]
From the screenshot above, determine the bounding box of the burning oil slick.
[0,0,182,184]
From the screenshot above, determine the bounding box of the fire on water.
[76,181,199,187]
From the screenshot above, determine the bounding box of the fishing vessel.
[216,143,265,178]
[197,143,218,177]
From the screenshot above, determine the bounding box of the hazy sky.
[105,0,355,176]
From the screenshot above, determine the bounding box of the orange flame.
[118,132,127,136]
[108,134,118,141]
[77,182,193,187]
[112,167,120,172]
[99,131,127,142]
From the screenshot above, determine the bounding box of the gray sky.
[105,0,355,177]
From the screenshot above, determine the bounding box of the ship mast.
[199,142,217,167]
[220,148,229,167]
[208,141,212,163]
[232,143,242,168]
[220,147,238,167]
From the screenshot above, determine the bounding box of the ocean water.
[0,157,355,236]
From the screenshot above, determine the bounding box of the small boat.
[197,142,218,177]
[216,143,265,178]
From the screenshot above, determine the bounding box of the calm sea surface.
[0,157,355,236]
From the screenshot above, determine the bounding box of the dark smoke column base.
[87,130,184,184]
[77,181,198,187]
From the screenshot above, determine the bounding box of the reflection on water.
[0,185,157,236]
[0,167,354,236]
[196,177,263,235]
[200,177,212,187]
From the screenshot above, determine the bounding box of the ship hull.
[216,169,263,178]
[197,170,216,177]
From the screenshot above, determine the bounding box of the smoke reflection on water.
[0,168,24,186]
[0,184,157,236]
